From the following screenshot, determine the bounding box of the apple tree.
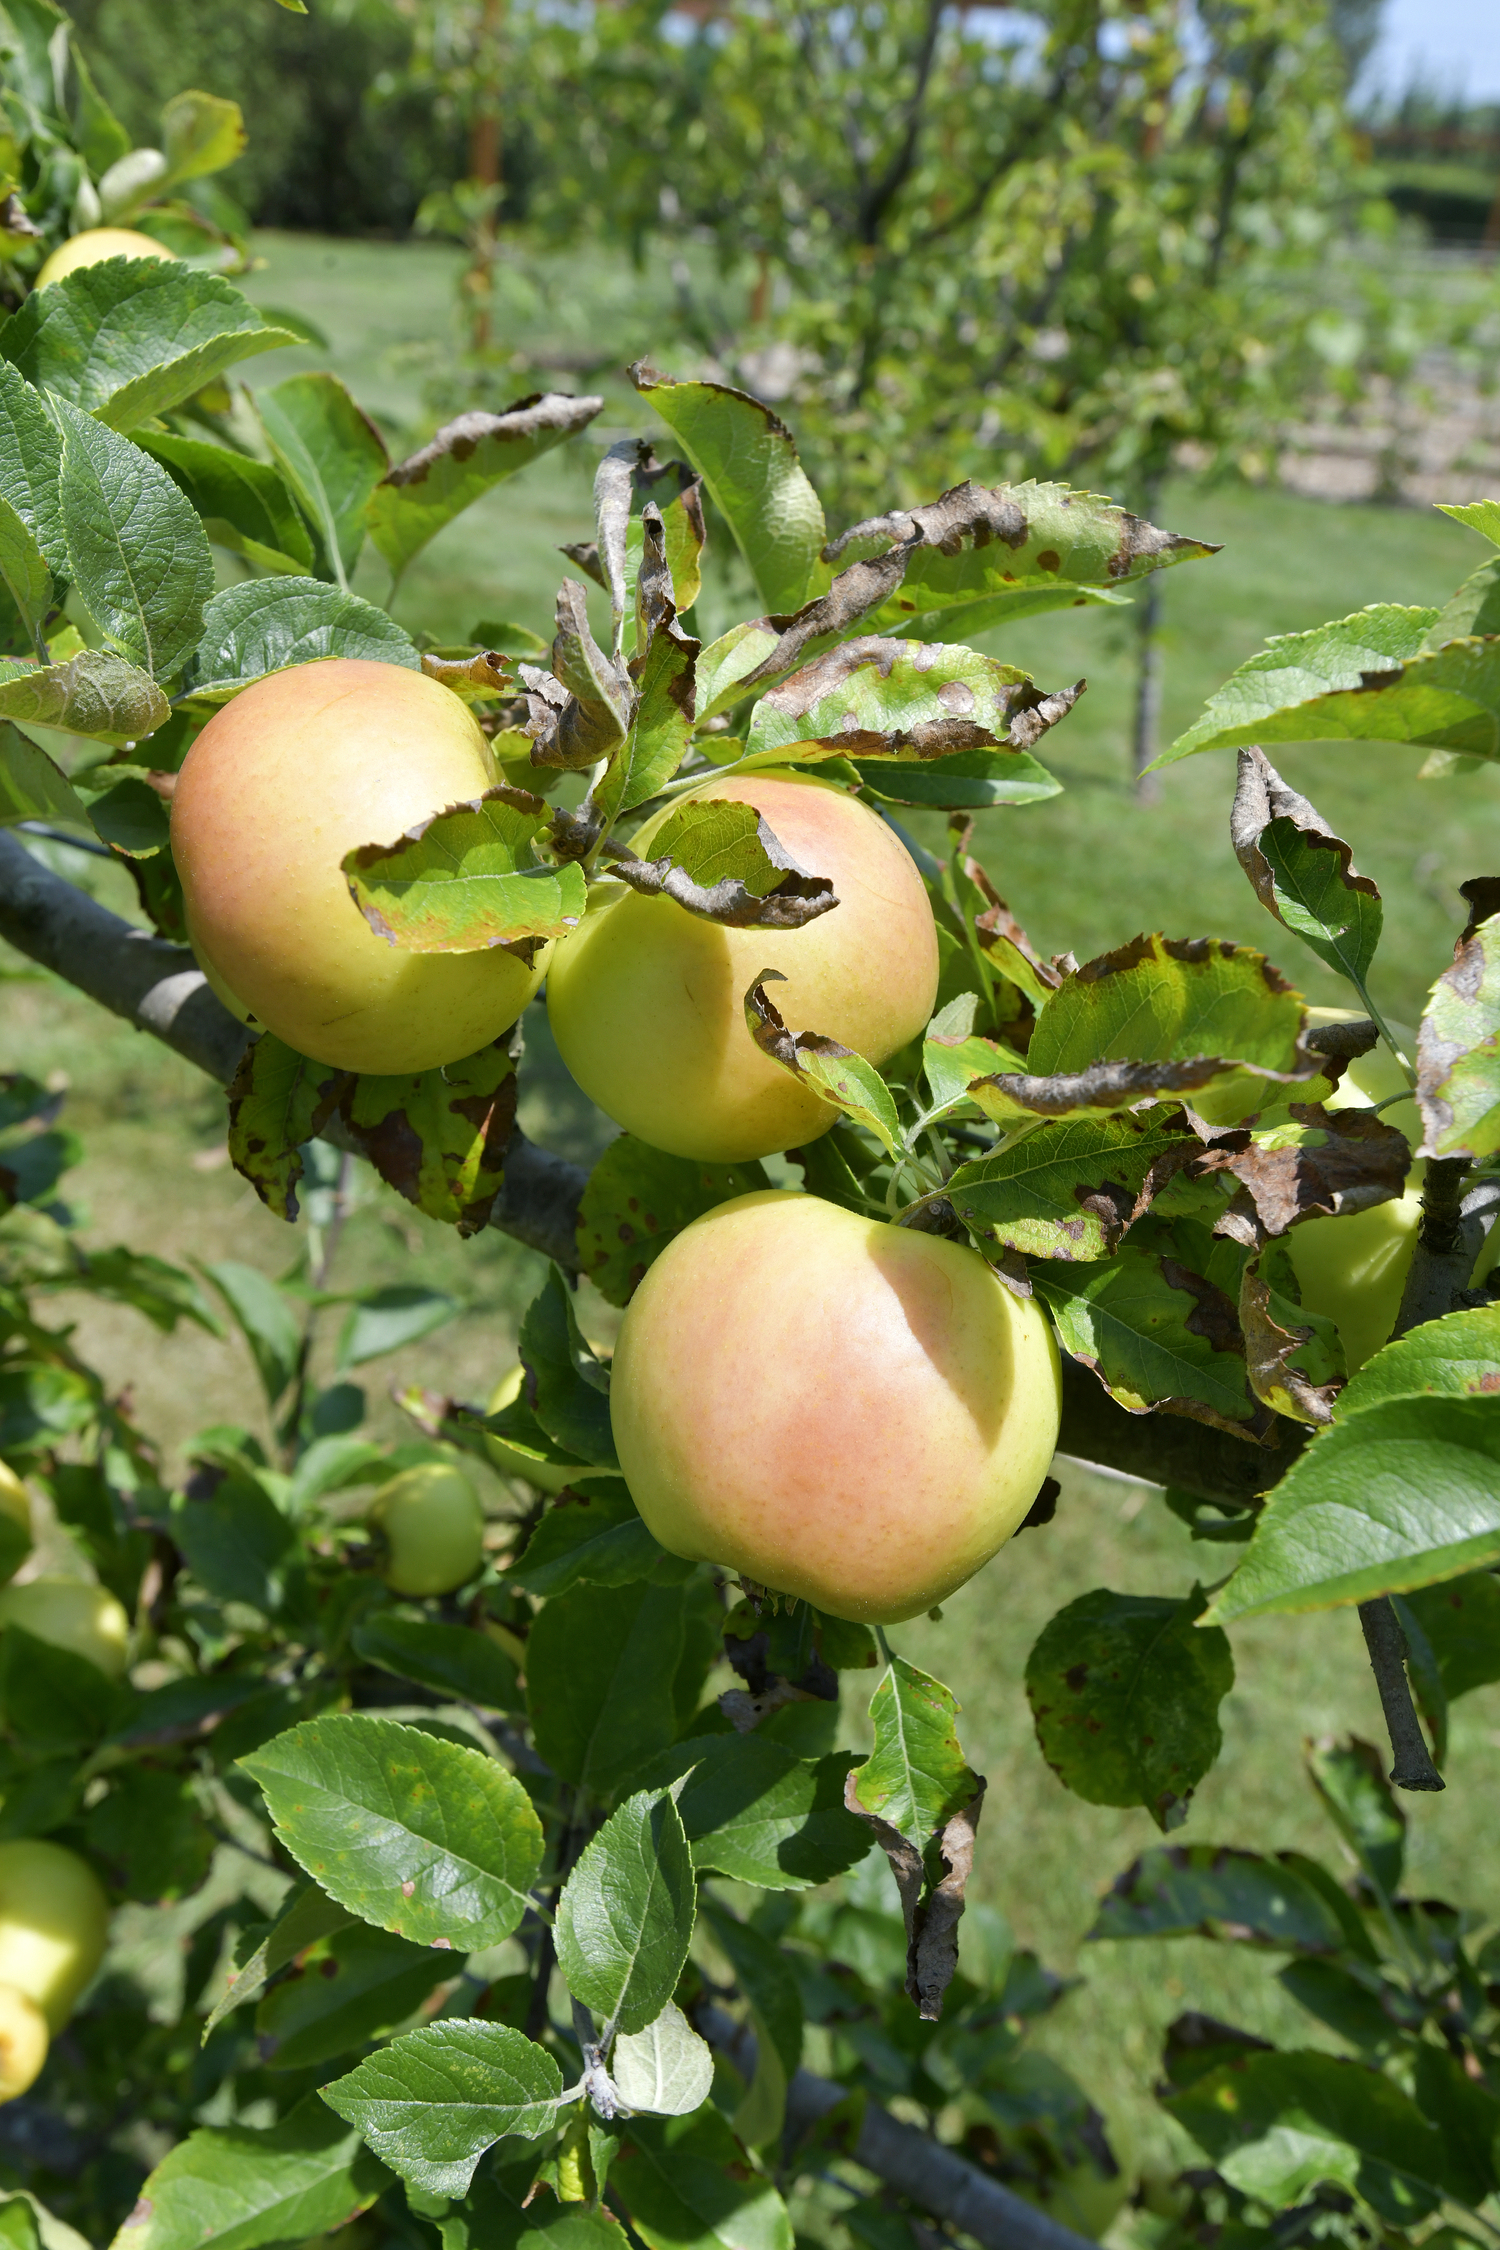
[0,38,1496,2250]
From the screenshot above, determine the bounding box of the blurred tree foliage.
[63,0,458,232]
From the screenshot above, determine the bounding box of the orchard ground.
[4,228,1500,2185]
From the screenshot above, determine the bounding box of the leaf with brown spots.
[367,391,603,584]
[1191,1103,1412,1245]
[1231,746,1383,988]
[1025,1585,1233,1831]
[744,635,1078,772]
[343,1038,517,1236]
[576,1135,772,1307]
[946,1110,1202,1260]
[606,795,836,929]
[1239,1248,1346,1428]
[227,1032,350,1223]
[1417,906,1500,1161]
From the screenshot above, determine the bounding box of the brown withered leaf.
[842,1768,986,2020]
[558,539,606,589]
[342,1038,519,1237]
[1239,1258,1341,1428]
[524,581,631,770]
[1192,1103,1411,1246]
[727,539,923,702]
[420,649,514,696]
[969,1054,1248,1119]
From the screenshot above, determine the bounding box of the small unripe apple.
[172,659,549,1074]
[35,228,176,287]
[546,772,940,1162]
[0,1982,48,2101]
[0,1840,111,2031]
[0,1579,129,1679]
[370,1462,485,1595]
[610,1190,1062,1622]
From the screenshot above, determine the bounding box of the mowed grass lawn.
[5,229,1500,2184]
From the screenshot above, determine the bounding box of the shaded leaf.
[56,401,213,680]
[657,1734,869,1890]
[0,722,92,833]
[343,785,586,954]
[1305,1738,1405,1900]
[350,1612,522,1712]
[1231,748,1383,988]
[138,431,313,575]
[854,745,1062,811]
[256,1922,443,2072]
[320,2022,561,2199]
[368,393,603,583]
[190,577,419,700]
[556,1789,696,2035]
[519,1265,616,1467]
[610,2105,795,2250]
[109,2094,388,2250]
[171,1469,296,1613]
[1089,1844,1360,1955]
[203,1882,355,2037]
[1204,1395,1500,1621]
[1397,1570,1500,1703]
[1239,1252,1345,1428]
[508,1478,683,1597]
[1026,1587,1233,1830]
[199,1259,300,1404]
[2,261,295,432]
[526,1580,686,1796]
[240,1711,544,1948]
[0,360,66,574]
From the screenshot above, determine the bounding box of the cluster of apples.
[0,1471,116,2099]
[171,661,1063,1622]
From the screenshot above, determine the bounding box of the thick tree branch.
[0,841,1317,1500]
[698,2006,1095,2250]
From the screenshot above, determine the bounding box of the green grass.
[6,230,1500,2195]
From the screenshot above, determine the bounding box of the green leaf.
[0,1624,117,1754]
[699,1900,803,2079]
[0,722,93,832]
[252,372,388,584]
[1203,1395,1500,1621]
[352,1611,522,1711]
[203,1881,355,2037]
[0,361,66,574]
[612,798,836,929]
[338,1284,458,1369]
[1231,748,1382,988]
[745,636,1075,769]
[947,1113,1195,1261]
[256,1922,445,2072]
[56,401,213,679]
[3,263,295,433]
[1336,1304,1500,1418]
[853,1657,977,1849]
[0,495,49,653]
[367,393,602,583]
[631,363,827,614]
[595,617,696,824]
[0,651,169,745]
[743,975,904,1160]
[611,2106,794,2250]
[343,786,586,954]
[108,2094,388,2250]
[525,1581,685,1795]
[1089,1844,1359,1955]
[1165,2049,1453,2225]
[226,1035,348,1226]
[199,1258,300,1404]
[612,2001,715,2117]
[661,1735,869,1890]
[190,577,419,701]
[1156,607,1500,768]
[1306,1738,1404,1899]
[240,1711,544,1949]
[171,1468,296,1613]
[137,431,313,576]
[1026,1587,1234,1830]
[1417,910,1500,1160]
[831,480,1217,637]
[555,1788,696,2034]
[1033,1247,1263,1435]
[576,1136,769,1308]
[320,2022,562,2198]
[1438,499,1500,549]
[519,1266,616,1467]
[853,746,1062,811]
[159,89,246,186]
[1028,935,1309,1083]
[508,1478,682,1597]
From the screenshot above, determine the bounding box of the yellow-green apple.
[0,1579,129,1678]
[0,1982,48,2100]
[172,659,549,1073]
[610,1190,1062,1621]
[1287,1007,1421,1371]
[0,1840,111,2030]
[35,228,176,286]
[370,1461,485,1595]
[546,771,939,1162]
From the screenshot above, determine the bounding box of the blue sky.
[1366,0,1500,102]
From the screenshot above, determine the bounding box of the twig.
[1358,1600,1444,1792]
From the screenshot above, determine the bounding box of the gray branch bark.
[698,2006,1095,2250]
[0,835,1320,1498]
